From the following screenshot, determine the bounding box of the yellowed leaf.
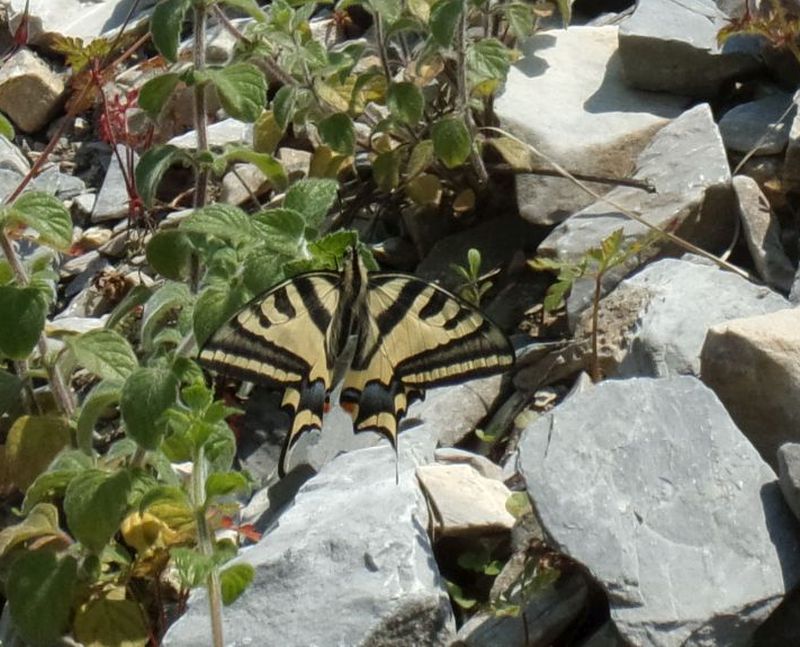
[310,146,348,178]
[0,503,60,558]
[6,416,71,490]
[74,592,148,647]
[489,136,534,171]
[253,110,283,154]
[121,512,179,554]
[407,174,443,206]
[406,139,434,179]
[408,0,431,22]
[314,80,351,113]
[453,188,476,214]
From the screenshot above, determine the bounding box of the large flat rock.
[494,25,685,225]
[163,425,454,646]
[538,104,732,265]
[518,376,800,646]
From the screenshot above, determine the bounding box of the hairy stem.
[193,4,210,209]
[591,272,603,382]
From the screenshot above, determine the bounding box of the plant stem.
[455,0,489,186]
[375,14,392,82]
[192,445,224,647]
[591,272,603,382]
[193,4,210,209]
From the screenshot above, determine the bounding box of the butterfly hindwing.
[198,272,341,474]
[339,273,514,447]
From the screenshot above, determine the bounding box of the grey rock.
[220,163,269,206]
[7,0,156,44]
[783,90,800,191]
[495,25,685,225]
[753,586,800,647]
[792,265,800,305]
[163,425,455,647]
[92,145,138,222]
[778,443,800,522]
[732,175,795,292]
[70,192,97,221]
[538,104,733,270]
[31,165,86,200]
[517,376,800,646]
[453,570,588,647]
[617,257,789,377]
[618,0,762,97]
[701,308,800,469]
[60,250,102,278]
[0,169,24,202]
[0,49,64,133]
[0,136,30,175]
[581,621,625,647]
[719,92,795,155]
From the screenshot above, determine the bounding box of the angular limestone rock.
[0,49,64,133]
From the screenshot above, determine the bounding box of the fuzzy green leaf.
[388,82,424,125]
[146,229,194,281]
[219,0,267,21]
[68,329,138,383]
[369,0,402,23]
[0,368,22,416]
[7,192,72,250]
[208,63,267,122]
[121,367,179,450]
[219,147,288,190]
[431,117,471,168]
[76,380,122,455]
[180,203,256,243]
[252,207,307,256]
[135,145,188,209]
[74,595,148,647]
[205,471,251,501]
[0,112,14,139]
[272,85,298,130]
[373,149,402,192]
[150,0,192,62]
[64,469,132,554]
[467,38,510,83]
[506,3,533,38]
[7,552,77,646]
[139,73,181,118]
[318,113,356,156]
[0,286,47,359]
[283,178,339,229]
[193,283,250,348]
[220,563,255,605]
[0,503,60,559]
[429,0,462,47]
[140,281,192,352]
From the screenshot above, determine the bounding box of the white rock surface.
[778,443,800,523]
[732,175,795,292]
[5,0,155,44]
[416,464,515,537]
[0,136,30,175]
[163,426,455,647]
[616,257,789,377]
[618,0,762,97]
[168,118,252,150]
[0,48,64,133]
[701,307,800,469]
[518,376,800,646]
[495,25,685,225]
[538,104,732,264]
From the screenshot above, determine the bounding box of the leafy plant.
[530,228,659,381]
[451,247,495,306]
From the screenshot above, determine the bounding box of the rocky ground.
[2,0,800,645]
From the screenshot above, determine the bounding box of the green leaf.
[139,73,182,118]
[445,579,477,610]
[406,139,434,178]
[272,85,297,131]
[283,178,339,229]
[121,367,179,450]
[0,285,47,359]
[431,117,471,168]
[7,552,77,646]
[252,208,307,256]
[146,229,194,281]
[429,0,462,47]
[506,3,533,39]
[388,82,424,125]
[74,595,148,647]
[65,468,131,553]
[135,145,188,209]
[220,563,255,605]
[556,0,572,27]
[193,283,250,348]
[318,112,356,156]
[7,192,72,250]
[369,0,402,22]
[506,491,532,519]
[172,547,215,588]
[180,203,256,243]
[106,285,152,331]
[68,329,138,382]
[150,0,192,62]
[220,0,267,21]
[0,368,22,416]
[373,149,402,191]
[141,281,192,352]
[467,38,511,83]
[22,469,79,514]
[219,147,288,190]
[306,230,359,267]
[208,63,267,123]
[0,112,15,139]
[76,380,122,455]
[252,109,283,155]
[205,471,250,501]
[138,484,190,514]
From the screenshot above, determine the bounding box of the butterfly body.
[199,248,514,475]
